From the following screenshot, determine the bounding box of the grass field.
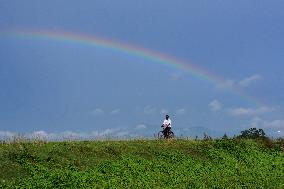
[0,138,283,188]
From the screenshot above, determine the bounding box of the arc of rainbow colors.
[1,29,262,105]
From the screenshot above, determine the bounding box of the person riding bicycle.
[161,114,172,137]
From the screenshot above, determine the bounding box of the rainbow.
[0,29,262,105]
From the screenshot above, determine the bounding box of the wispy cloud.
[110,109,120,115]
[135,124,147,130]
[227,106,274,117]
[90,108,104,115]
[0,128,133,141]
[176,108,186,115]
[238,74,262,87]
[0,130,50,140]
[99,128,117,136]
[217,74,262,89]
[209,100,222,112]
[29,131,48,139]
[144,105,157,114]
[249,117,284,130]
[264,120,284,129]
[0,131,16,138]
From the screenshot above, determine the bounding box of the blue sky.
[0,0,283,139]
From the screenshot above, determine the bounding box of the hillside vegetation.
[0,139,283,188]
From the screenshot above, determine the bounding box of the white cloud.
[52,128,123,139]
[249,117,263,128]
[99,128,118,136]
[135,124,147,130]
[248,117,284,130]
[31,131,48,139]
[91,131,99,136]
[0,131,16,138]
[60,131,86,140]
[227,106,274,117]
[144,105,156,114]
[90,108,104,115]
[176,108,186,115]
[0,128,136,141]
[110,109,120,115]
[216,74,262,89]
[264,120,284,129]
[209,100,222,112]
[238,74,262,87]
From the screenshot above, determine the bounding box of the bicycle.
[157,128,174,139]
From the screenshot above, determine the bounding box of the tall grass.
[0,138,283,188]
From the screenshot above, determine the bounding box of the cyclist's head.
[165,114,169,119]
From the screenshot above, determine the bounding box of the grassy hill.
[0,139,283,188]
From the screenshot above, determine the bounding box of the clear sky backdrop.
[0,0,283,138]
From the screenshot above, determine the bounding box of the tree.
[238,127,267,139]
[222,133,229,140]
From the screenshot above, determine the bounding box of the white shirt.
[163,119,171,127]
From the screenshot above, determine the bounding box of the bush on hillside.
[237,127,267,139]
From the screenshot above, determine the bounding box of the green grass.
[0,139,283,188]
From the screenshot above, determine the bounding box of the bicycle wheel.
[167,131,174,139]
[157,131,164,139]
